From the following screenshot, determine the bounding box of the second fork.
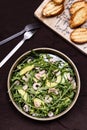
[0,22,40,46]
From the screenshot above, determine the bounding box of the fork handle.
[0,39,25,68]
[0,30,24,45]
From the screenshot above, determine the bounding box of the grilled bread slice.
[42,1,64,17]
[53,0,65,4]
[69,7,87,28]
[70,28,87,44]
[70,1,86,15]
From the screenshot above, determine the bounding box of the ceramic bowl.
[7,48,80,121]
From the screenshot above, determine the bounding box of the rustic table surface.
[0,0,87,130]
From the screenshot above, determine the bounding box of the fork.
[0,22,40,46]
[0,30,36,68]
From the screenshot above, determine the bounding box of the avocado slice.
[46,75,61,87]
[34,98,44,108]
[18,89,28,101]
[20,64,34,75]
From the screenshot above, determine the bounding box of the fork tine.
[25,22,41,32]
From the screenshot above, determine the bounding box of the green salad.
[10,52,77,118]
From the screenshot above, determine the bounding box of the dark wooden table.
[0,0,87,130]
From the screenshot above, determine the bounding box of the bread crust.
[42,1,64,17]
[70,28,87,44]
[53,0,65,5]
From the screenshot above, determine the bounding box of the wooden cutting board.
[34,0,87,55]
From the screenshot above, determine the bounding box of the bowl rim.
[7,47,80,121]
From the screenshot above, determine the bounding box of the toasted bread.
[70,28,87,44]
[42,1,64,17]
[70,1,86,15]
[53,0,65,4]
[69,7,87,28]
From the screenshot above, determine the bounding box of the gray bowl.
[7,48,80,121]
